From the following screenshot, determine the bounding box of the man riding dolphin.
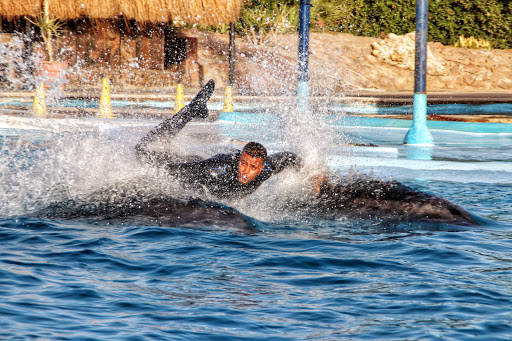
[36,79,478,228]
[134,79,477,226]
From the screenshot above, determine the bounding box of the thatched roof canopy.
[0,0,242,25]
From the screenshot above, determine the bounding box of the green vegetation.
[455,36,492,49]
[236,0,298,43]
[25,0,63,61]
[228,0,512,48]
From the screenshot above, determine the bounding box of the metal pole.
[228,22,235,86]
[404,0,433,145]
[297,0,311,111]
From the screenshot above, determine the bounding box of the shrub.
[309,0,372,34]
[237,0,298,44]
[428,0,511,48]
[211,0,512,48]
[455,35,492,49]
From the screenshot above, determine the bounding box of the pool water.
[0,112,511,340]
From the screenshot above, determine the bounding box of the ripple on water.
[0,210,511,339]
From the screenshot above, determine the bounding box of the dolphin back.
[315,175,477,226]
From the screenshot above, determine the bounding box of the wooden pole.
[228,22,235,86]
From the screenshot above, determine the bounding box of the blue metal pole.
[297,0,311,111]
[404,0,433,145]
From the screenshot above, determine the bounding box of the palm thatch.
[0,0,242,25]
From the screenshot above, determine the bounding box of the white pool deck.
[0,90,511,123]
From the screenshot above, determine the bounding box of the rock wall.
[2,28,510,93]
[370,32,447,76]
[189,29,512,94]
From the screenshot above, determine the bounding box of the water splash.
[0,34,37,91]
[0,32,72,103]
[0,118,144,215]
[0,30,357,222]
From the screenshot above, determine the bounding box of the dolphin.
[34,180,257,233]
[303,174,478,226]
[34,174,477,231]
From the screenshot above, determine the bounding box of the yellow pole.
[222,85,234,112]
[174,83,185,114]
[99,77,114,118]
[32,82,48,118]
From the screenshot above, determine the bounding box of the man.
[135,79,301,200]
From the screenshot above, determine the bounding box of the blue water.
[2,97,512,116]
[1,113,512,340]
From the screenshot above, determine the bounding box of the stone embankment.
[190,29,512,95]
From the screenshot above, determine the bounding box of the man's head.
[237,142,267,184]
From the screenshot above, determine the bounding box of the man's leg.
[135,80,215,158]
[189,79,215,119]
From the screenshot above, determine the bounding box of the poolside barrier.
[99,77,114,118]
[405,144,433,160]
[32,82,47,118]
[297,0,311,112]
[223,86,234,112]
[404,0,433,145]
[297,81,309,111]
[404,93,433,145]
[174,83,185,114]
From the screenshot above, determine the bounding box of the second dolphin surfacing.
[299,174,478,226]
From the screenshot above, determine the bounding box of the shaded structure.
[0,0,241,24]
[0,0,242,88]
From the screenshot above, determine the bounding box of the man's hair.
[242,142,267,159]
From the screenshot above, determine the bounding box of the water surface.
[1,113,511,340]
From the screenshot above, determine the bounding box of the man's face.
[237,152,264,184]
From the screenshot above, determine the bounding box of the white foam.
[328,155,512,173]
[349,146,399,154]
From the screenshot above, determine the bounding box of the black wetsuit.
[135,81,300,199]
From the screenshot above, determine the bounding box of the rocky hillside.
[189,29,512,95]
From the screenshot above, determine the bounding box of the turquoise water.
[1,113,511,340]
[2,97,512,116]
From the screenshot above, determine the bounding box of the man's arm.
[267,151,302,174]
[311,173,329,196]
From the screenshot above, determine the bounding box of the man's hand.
[310,172,328,196]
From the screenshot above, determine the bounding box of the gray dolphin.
[34,180,257,233]
[305,175,478,226]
